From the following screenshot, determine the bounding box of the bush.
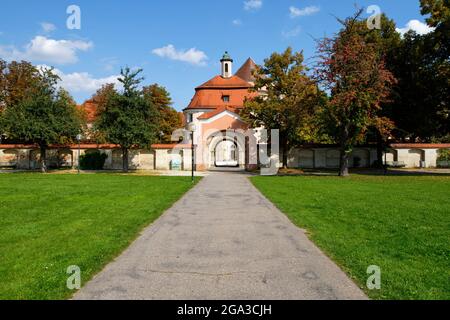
[79,151,108,170]
[437,149,450,162]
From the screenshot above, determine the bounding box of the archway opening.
[214,140,238,167]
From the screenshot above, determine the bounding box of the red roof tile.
[390,143,450,149]
[197,75,252,89]
[197,106,240,120]
[235,58,257,83]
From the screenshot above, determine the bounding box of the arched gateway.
[183,52,260,171]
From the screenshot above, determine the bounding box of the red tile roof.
[0,143,193,150]
[186,87,257,110]
[197,106,240,120]
[235,58,257,83]
[390,143,450,149]
[196,75,252,89]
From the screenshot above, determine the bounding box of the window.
[187,113,193,123]
[222,95,230,103]
[225,63,229,73]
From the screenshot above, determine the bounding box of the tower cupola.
[220,51,233,78]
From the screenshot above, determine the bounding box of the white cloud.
[396,19,435,36]
[0,36,93,65]
[232,19,242,26]
[40,22,56,33]
[282,26,301,38]
[38,65,120,94]
[152,44,208,66]
[289,6,320,18]
[244,0,262,11]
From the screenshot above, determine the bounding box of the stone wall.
[287,146,449,169]
[0,144,449,170]
[0,144,193,171]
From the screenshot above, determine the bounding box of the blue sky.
[0,0,431,110]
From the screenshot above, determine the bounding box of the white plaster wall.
[424,149,437,167]
[139,150,155,170]
[155,149,171,170]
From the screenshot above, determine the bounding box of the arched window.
[225,63,229,73]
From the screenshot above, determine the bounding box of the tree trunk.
[339,149,350,177]
[40,144,47,173]
[339,129,350,177]
[281,137,288,169]
[122,148,129,173]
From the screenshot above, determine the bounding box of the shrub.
[437,149,450,162]
[79,151,108,170]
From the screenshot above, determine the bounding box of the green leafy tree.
[1,65,83,172]
[95,67,159,172]
[143,84,182,143]
[315,11,396,176]
[241,47,324,168]
[419,0,450,140]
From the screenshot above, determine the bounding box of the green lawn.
[0,173,198,300]
[251,174,450,300]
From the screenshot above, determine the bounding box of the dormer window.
[222,95,230,103]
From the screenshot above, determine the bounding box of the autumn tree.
[143,84,182,143]
[0,60,43,111]
[241,47,324,168]
[348,14,401,165]
[315,11,396,176]
[95,68,159,172]
[0,65,83,172]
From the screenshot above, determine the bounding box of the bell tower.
[220,51,233,78]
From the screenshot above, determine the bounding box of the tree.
[241,47,324,168]
[143,84,182,143]
[95,67,159,172]
[0,60,43,111]
[419,0,450,140]
[349,14,402,166]
[315,11,396,176]
[1,65,83,172]
[91,83,117,113]
[421,0,450,27]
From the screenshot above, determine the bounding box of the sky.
[0,0,433,111]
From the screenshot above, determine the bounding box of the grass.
[0,173,199,300]
[251,174,450,300]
